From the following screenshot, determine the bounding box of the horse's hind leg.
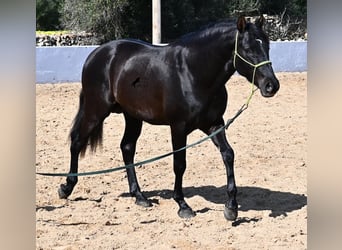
[58,91,110,199]
[201,121,238,221]
[120,113,152,207]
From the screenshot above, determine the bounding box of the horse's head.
[233,15,279,97]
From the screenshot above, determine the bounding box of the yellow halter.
[233,31,272,105]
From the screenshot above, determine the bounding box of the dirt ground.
[36,72,307,250]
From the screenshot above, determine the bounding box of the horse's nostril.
[266,82,273,93]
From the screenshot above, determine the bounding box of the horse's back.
[82,39,147,81]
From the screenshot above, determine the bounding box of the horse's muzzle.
[260,79,279,97]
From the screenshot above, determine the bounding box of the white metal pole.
[152,0,161,44]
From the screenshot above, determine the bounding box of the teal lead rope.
[35,101,251,177]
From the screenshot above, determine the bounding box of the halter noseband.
[233,31,272,86]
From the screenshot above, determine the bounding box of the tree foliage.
[161,0,230,41]
[36,0,63,30]
[37,0,307,44]
[60,0,152,43]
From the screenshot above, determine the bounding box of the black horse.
[58,16,279,221]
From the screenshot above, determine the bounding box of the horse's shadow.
[132,185,307,218]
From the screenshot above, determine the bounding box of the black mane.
[170,19,236,46]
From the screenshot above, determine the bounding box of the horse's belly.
[126,105,167,124]
[116,84,168,124]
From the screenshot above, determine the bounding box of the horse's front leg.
[202,122,238,221]
[170,124,196,218]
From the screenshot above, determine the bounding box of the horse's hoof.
[58,184,69,199]
[135,198,152,207]
[178,208,196,218]
[224,206,238,221]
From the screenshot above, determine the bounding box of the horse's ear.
[255,15,265,29]
[237,16,246,33]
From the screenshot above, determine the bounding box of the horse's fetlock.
[66,176,78,186]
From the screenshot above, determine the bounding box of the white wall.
[36,41,307,83]
[36,46,98,83]
[269,41,307,72]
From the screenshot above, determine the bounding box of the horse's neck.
[186,29,236,87]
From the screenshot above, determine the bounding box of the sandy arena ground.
[36,72,307,249]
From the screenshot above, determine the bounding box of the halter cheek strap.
[233,31,272,69]
[233,31,272,105]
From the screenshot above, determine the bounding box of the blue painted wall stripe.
[36,41,307,83]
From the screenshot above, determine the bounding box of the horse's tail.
[69,90,104,158]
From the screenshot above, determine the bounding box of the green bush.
[60,0,152,44]
[36,0,63,30]
[37,0,307,44]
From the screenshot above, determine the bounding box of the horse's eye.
[255,39,263,44]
